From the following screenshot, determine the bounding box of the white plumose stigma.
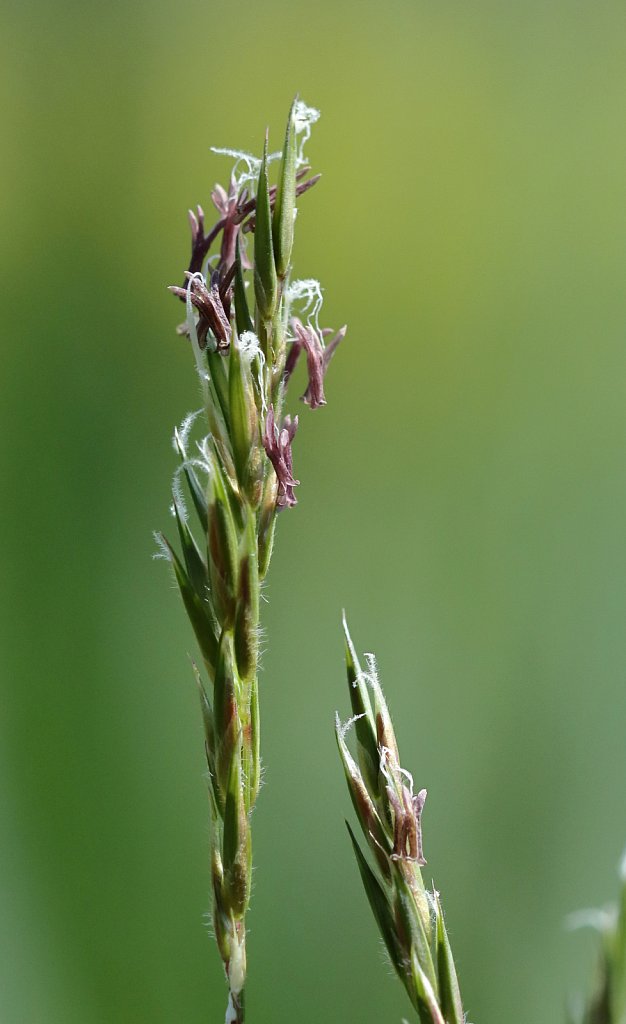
[237,330,262,361]
[211,98,319,194]
[286,277,324,336]
[237,330,268,413]
[293,100,321,165]
[379,744,417,797]
[210,147,281,191]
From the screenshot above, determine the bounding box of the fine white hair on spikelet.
[293,100,321,166]
[170,414,212,525]
[252,619,266,655]
[428,886,440,909]
[172,408,203,456]
[152,531,172,562]
[379,938,398,977]
[335,710,365,743]
[195,435,214,473]
[363,651,379,684]
[202,903,215,939]
[362,653,411,783]
[174,453,211,487]
[171,470,189,523]
[360,652,384,705]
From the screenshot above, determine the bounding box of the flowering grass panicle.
[157,98,345,1024]
[336,617,465,1024]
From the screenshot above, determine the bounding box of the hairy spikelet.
[158,99,346,1024]
[337,616,466,1024]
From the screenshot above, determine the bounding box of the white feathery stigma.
[210,146,280,191]
[293,100,321,166]
[237,330,268,413]
[286,277,324,336]
[237,330,262,361]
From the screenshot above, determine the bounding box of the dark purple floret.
[169,272,232,351]
[285,318,347,408]
[262,406,300,509]
[211,178,241,275]
[181,170,320,284]
[387,784,427,866]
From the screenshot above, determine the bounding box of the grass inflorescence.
[157,98,345,1023]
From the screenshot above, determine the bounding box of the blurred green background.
[2,0,626,1021]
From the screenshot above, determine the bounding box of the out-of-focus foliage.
[2,2,626,1022]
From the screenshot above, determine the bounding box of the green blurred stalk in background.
[570,855,626,1024]
[337,617,465,1024]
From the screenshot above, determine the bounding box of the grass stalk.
[336,616,465,1024]
[157,98,345,1021]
